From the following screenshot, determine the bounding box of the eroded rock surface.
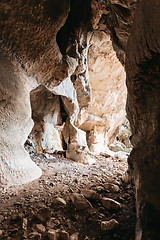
[1,1,159,238]
[126,0,160,238]
[0,48,42,186]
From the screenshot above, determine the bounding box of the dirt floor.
[0,148,136,240]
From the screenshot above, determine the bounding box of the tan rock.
[0,50,42,187]
[70,193,93,210]
[70,232,79,240]
[47,230,57,240]
[101,198,121,210]
[103,183,120,192]
[37,207,51,222]
[101,219,119,231]
[81,189,101,200]
[83,30,127,154]
[34,224,46,234]
[57,230,69,240]
[122,172,130,184]
[22,218,28,231]
[0,215,4,223]
[28,231,41,239]
[52,197,67,206]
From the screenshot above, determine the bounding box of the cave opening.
[0,0,147,239]
[20,35,135,240]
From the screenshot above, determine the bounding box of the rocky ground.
[0,148,136,240]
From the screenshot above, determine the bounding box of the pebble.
[81,189,101,200]
[34,224,46,233]
[52,197,67,206]
[101,198,121,210]
[70,232,79,240]
[37,207,51,222]
[70,193,93,210]
[0,215,4,223]
[28,231,42,239]
[57,230,69,240]
[91,176,101,182]
[103,183,120,192]
[22,218,28,231]
[122,172,130,184]
[47,230,57,240]
[101,219,119,231]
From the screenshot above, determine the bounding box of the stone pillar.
[0,49,42,187]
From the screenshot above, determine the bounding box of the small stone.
[28,231,41,239]
[101,219,119,231]
[0,215,4,223]
[52,198,67,206]
[101,198,121,210]
[103,183,120,192]
[81,189,101,200]
[70,193,93,210]
[70,232,79,240]
[122,172,130,184]
[22,218,28,231]
[92,176,100,182]
[73,178,78,183]
[47,230,57,240]
[37,207,51,222]
[34,224,46,233]
[96,186,104,192]
[57,230,69,240]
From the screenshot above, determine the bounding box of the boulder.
[70,193,93,211]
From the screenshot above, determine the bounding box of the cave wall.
[0,0,71,186]
[0,1,136,180]
[126,0,160,238]
[1,0,160,238]
[0,48,42,186]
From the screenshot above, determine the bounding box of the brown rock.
[37,207,51,222]
[57,230,69,240]
[70,193,93,210]
[28,231,41,240]
[52,198,67,206]
[0,215,4,223]
[122,172,130,184]
[34,224,46,234]
[22,218,28,231]
[47,230,57,240]
[81,189,101,200]
[101,219,119,231]
[103,183,120,192]
[101,198,121,210]
[70,232,79,240]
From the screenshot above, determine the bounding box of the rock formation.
[0,0,134,185]
[1,0,160,238]
[126,0,160,238]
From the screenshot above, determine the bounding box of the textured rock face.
[90,0,139,64]
[0,0,71,186]
[86,30,127,154]
[126,0,160,238]
[0,48,42,186]
[0,0,70,87]
[1,0,160,238]
[30,86,64,154]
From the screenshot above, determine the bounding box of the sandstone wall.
[126,0,160,238]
